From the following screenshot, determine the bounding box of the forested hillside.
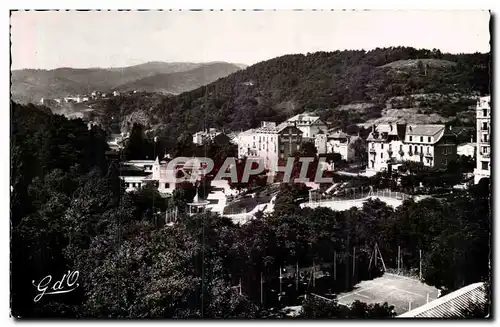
[90,47,490,144]
[11,62,243,103]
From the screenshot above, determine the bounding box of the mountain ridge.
[11,61,246,103]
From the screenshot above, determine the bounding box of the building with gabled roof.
[235,121,303,170]
[315,128,354,161]
[398,282,487,318]
[367,123,457,173]
[286,113,328,139]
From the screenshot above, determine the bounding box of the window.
[420,146,423,154]
[420,136,423,142]
[483,109,488,117]
[399,145,403,151]
[482,147,488,154]
[414,145,418,153]
[409,136,412,142]
[482,161,489,170]
[380,153,383,159]
[428,137,431,142]
[381,143,384,149]
[165,183,169,188]
[482,122,488,130]
[125,183,129,188]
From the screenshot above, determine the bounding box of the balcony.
[425,152,433,158]
[481,153,490,158]
[398,150,404,157]
[369,148,376,154]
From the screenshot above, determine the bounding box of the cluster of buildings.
[365,123,458,173]
[39,90,125,106]
[118,95,491,196]
[365,95,490,185]
[233,113,356,169]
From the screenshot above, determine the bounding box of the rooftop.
[287,113,321,125]
[406,124,445,136]
[398,282,487,318]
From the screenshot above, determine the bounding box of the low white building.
[193,128,222,145]
[286,113,328,140]
[457,142,476,158]
[315,129,354,161]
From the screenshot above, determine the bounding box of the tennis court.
[336,273,439,315]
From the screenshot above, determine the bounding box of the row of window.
[408,136,432,143]
[125,182,171,188]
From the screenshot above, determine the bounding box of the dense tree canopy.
[11,101,490,318]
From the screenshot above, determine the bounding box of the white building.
[286,113,328,140]
[120,157,202,195]
[315,129,354,161]
[457,142,476,158]
[367,123,457,173]
[113,91,121,97]
[193,128,222,145]
[474,96,491,184]
[235,121,303,170]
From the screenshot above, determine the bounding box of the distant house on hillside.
[193,128,226,145]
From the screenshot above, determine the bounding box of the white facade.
[235,121,303,170]
[367,123,457,173]
[457,143,476,158]
[474,96,491,184]
[287,113,328,139]
[192,128,222,145]
[315,130,354,161]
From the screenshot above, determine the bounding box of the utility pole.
[260,271,264,304]
[397,246,401,274]
[419,249,423,280]
[279,267,283,298]
[312,261,316,288]
[296,261,299,291]
[334,251,337,281]
[239,278,242,295]
[352,247,356,277]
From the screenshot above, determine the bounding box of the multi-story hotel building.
[474,96,491,184]
[236,121,303,170]
[367,123,457,173]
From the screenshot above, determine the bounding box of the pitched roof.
[406,124,445,136]
[287,113,321,126]
[398,282,487,318]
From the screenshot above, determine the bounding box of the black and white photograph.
[9,9,492,319]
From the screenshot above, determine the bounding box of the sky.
[10,10,491,70]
